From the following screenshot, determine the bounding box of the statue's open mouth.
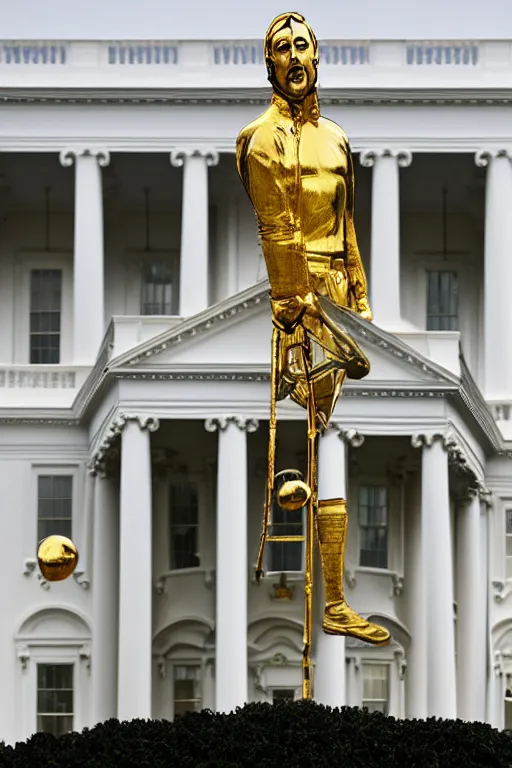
[288,66,305,83]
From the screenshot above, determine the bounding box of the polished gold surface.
[277,479,311,511]
[37,535,79,582]
[237,11,391,698]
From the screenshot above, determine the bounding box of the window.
[173,665,201,716]
[362,663,389,715]
[426,270,458,331]
[30,269,62,363]
[169,482,200,569]
[268,471,304,573]
[37,475,73,542]
[506,510,512,579]
[359,486,388,569]
[272,688,296,703]
[141,261,174,315]
[37,663,73,735]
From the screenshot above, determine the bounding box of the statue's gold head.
[264,12,318,103]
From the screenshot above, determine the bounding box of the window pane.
[170,483,200,569]
[359,486,388,569]
[30,270,62,364]
[272,689,295,702]
[506,510,512,535]
[141,261,174,315]
[426,270,458,331]
[173,665,201,716]
[37,664,73,736]
[38,475,73,540]
[362,664,389,716]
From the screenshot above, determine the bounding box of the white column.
[170,148,219,317]
[314,426,350,707]
[118,414,159,720]
[475,150,512,401]
[205,415,258,713]
[59,148,109,365]
[456,490,486,721]
[413,433,456,718]
[91,471,119,724]
[360,149,412,330]
[403,467,427,719]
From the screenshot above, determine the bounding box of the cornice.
[3,86,512,107]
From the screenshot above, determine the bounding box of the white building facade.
[2,35,512,743]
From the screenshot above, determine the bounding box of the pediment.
[110,283,459,389]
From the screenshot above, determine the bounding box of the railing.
[1,38,511,89]
[0,366,88,389]
[0,41,67,65]
[406,41,479,66]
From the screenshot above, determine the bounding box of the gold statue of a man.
[237,12,390,649]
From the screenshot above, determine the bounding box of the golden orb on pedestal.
[277,479,311,511]
[37,535,79,582]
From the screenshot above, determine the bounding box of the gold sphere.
[37,535,79,582]
[277,479,311,511]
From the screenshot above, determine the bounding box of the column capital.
[475,148,512,167]
[170,147,220,168]
[360,148,412,168]
[328,423,364,447]
[59,147,111,168]
[89,413,160,476]
[411,431,447,449]
[205,416,259,433]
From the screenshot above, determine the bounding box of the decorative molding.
[394,648,407,680]
[391,573,404,596]
[204,416,259,433]
[156,656,166,679]
[492,579,512,603]
[73,570,90,590]
[204,569,215,589]
[154,577,166,596]
[38,572,50,591]
[59,147,110,168]
[360,148,413,168]
[23,557,37,576]
[79,644,91,671]
[170,147,219,168]
[475,149,512,167]
[345,570,357,589]
[17,645,31,671]
[337,427,365,448]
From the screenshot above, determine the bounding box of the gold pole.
[255,326,280,581]
[302,368,318,699]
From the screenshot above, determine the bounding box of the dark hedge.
[1,701,511,768]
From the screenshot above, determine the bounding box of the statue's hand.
[356,298,373,322]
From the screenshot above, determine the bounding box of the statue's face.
[268,19,317,102]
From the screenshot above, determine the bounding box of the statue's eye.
[276,41,290,53]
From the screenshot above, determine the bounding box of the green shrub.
[1,701,511,767]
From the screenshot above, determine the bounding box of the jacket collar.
[271,89,320,125]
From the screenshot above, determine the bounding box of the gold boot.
[316,498,390,646]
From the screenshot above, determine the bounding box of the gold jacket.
[236,90,370,314]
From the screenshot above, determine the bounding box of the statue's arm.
[345,143,372,321]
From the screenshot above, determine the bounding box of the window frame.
[124,249,180,317]
[29,465,81,553]
[36,661,74,736]
[426,269,459,331]
[506,508,512,581]
[358,484,389,570]
[37,474,74,543]
[29,268,63,365]
[14,252,73,365]
[167,473,208,574]
[171,662,203,718]
[361,661,390,715]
